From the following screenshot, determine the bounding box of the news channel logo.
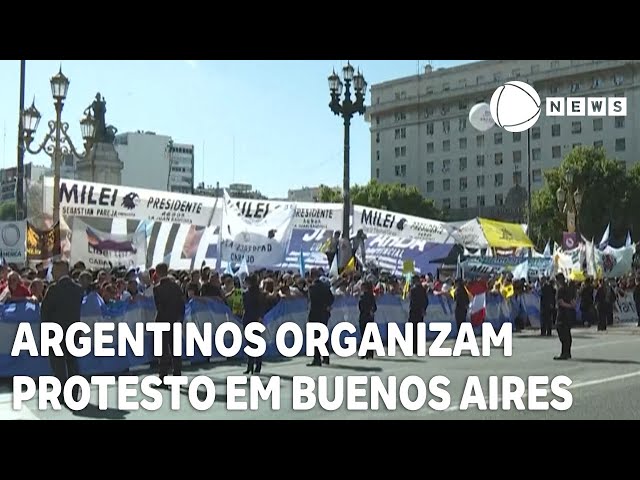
[488,80,627,133]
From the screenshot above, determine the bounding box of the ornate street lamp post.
[20,68,96,224]
[328,62,367,243]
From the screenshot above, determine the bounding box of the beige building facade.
[367,60,640,221]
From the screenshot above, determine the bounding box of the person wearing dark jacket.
[554,273,575,360]
[634,277,640,327]
[408,274,428,355]
[40,259,84,405]
[453,278,469,333]
[243,274,265,375]
[580,278,595,327]
[540,277,556,336]
[595,279,608,331]
[153,263,185,380]
[307,269,335,366]
[358,281,377,359]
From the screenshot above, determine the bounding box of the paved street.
[2,326,640,420]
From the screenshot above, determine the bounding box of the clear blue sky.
[0,60,474,198]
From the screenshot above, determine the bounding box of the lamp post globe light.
[328,62,367,245]
[21,67,96,224]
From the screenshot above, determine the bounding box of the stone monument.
[75,93,124,185]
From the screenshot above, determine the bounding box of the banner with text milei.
[42,177,343,230]
[352,205,456,244]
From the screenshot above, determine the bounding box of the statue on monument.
[84,93,118,144]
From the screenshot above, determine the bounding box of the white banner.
[44,177,216,226]
[596,244,636,278]
[44,177,342,230]
[614,292,638,323]
[219,192,295,269]
[353,206,455,244]
[0,221,27,263]
[447,219,489,249]
[70,218,147,269]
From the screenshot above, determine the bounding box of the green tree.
[318,180,442,219]
[0,201,16,221]
[529,146,629,247]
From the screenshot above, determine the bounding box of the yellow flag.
[450,286,456,299]
[501,284,515,299]
[402,279,410,300]
[479,218,534,249]
[319,238,332,253]
[344,256,356,273]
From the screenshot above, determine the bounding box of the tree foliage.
[0,201,16,221]
[318,180,442,220]
[529,146,632,247]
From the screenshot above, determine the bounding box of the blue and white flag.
[542,241,551,257]
[299,251,306,274]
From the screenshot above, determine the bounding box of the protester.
[307,269,334,367]
[242,274,265,375]
[555,273,575,360]
[358,280,377,359]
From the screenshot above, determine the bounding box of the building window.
[426,181,434,193]
[477,195,485,207]
[443,140,451,152]
[532,148,541,161]
[426,161,434,174]
[459,157,467,171]
[394,146,407,158]
[570,82,580,93]
[614,74,624,86]
[376,168,380,179]
[443,179,451,191]
[616,138,626,151]
[394,165,407,177]
[426,142,434,153]
[494,173,503,187]
[532,169,542,183]
[376,116,380,125]
[571,121,582,134]
[513,132,521,142]
[394,112,407,122]
[531,127,541,140]
[476,75,485,85]
[459,137,467,150]
[443,82,450,92]
[460,177,468,191]
[376,150,380,161]
[594,140,603,148]
[593,118,603,131]
[592,77,602,89]
[441,105,450,116]
[443,159,451,172]
[549,85,559,94]
[442,120,451,134]
[458,79,467,88]
[376,132,380,143]
[552,146,561,158]
[477,175,484,188]
[513,171,522,185]
[494,132,503,145]
[459,100,468,110]
[512,150,522,164]
[495,193,504,206]
[476,135,484,148]
[400,183,406,188]
[459,117,467,132]
[572,143,581,149]
[394,127,407,139]
[531,64,540,74]
[512,68,521,78]
[615,117,625,129]
[477,154,485,167]
[494,153,503,165]
[552,124,561,137]
[493,72,502,82]
[460,197,468,209]
[443,198,451,210]
[550,60,560,68]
